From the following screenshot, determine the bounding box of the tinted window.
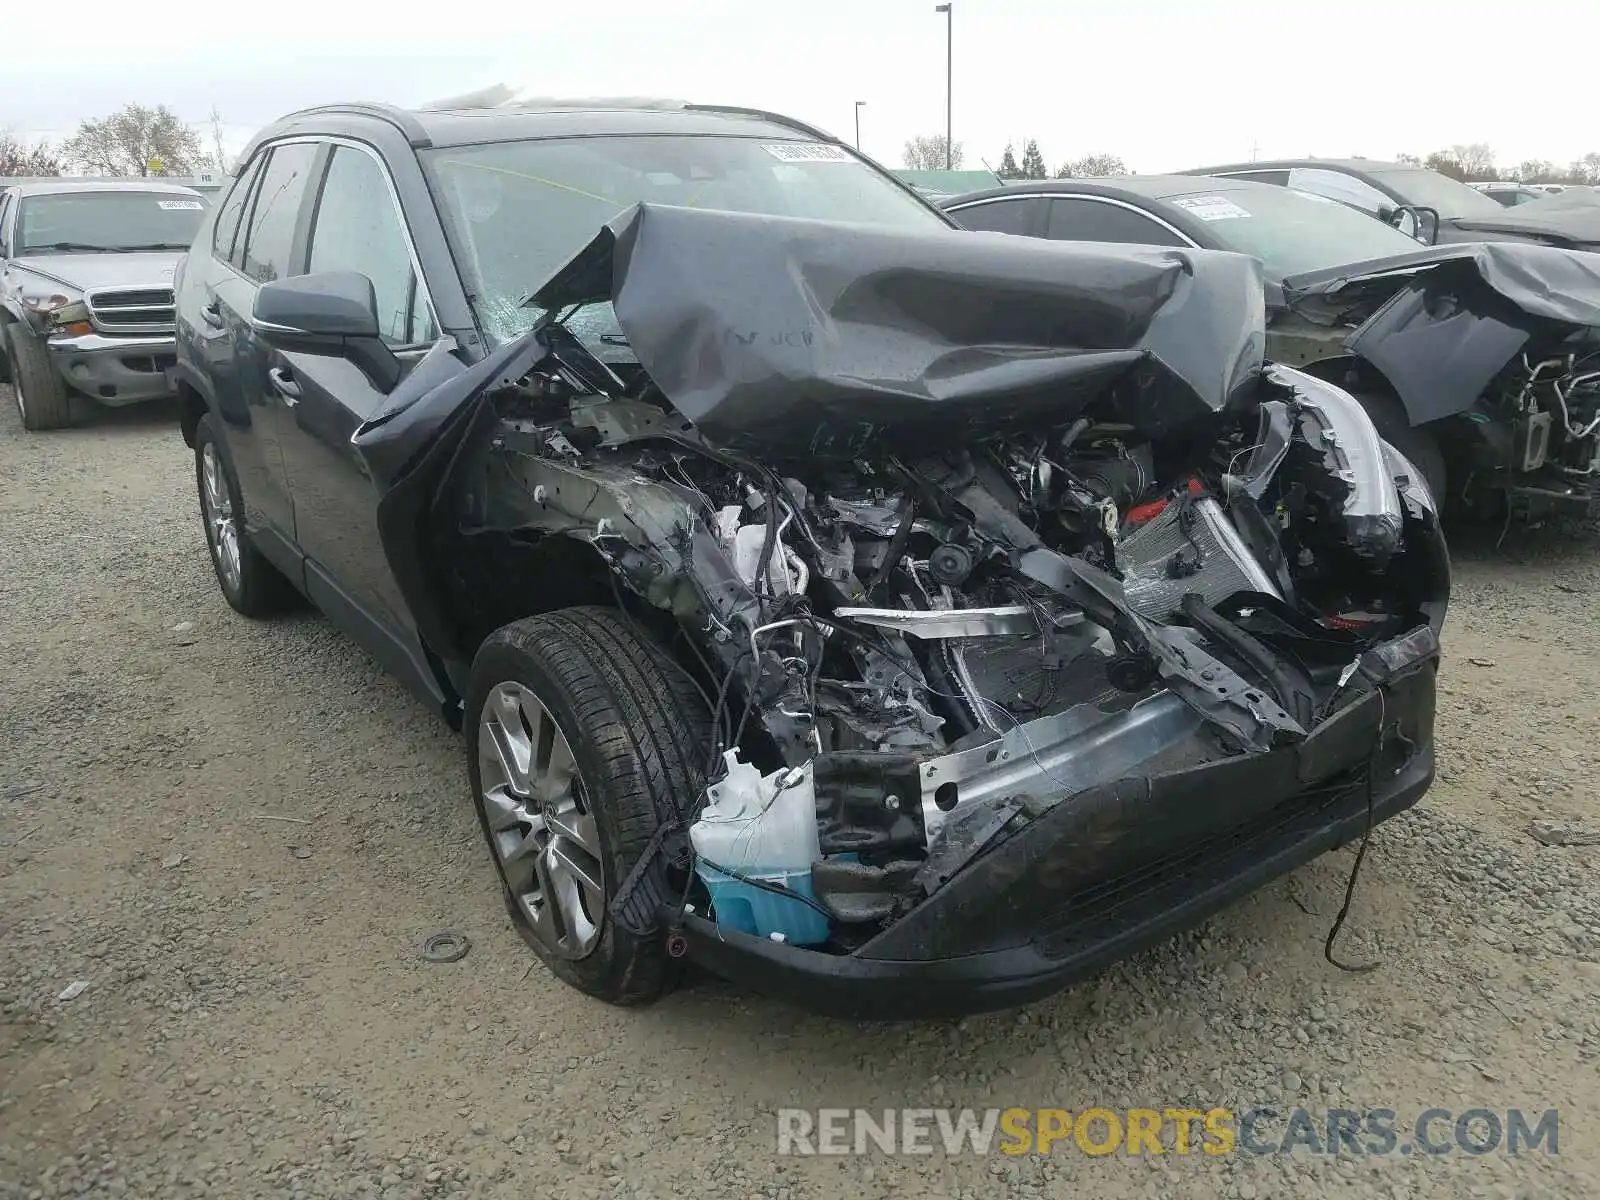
[1214,169,1290,186]
[425,135,944,344]
[948,196,1040,235]
[1045,198,1187,247]
[1168,185,1423,277]
[212,155,264,264]
[308,147,436,345]
[240,143,318,284]
[1367,167,1506,219]
[15,191,206,254]
[1284,168,1395,216]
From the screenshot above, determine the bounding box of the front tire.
[5,323,73,431]
[193,413,299,617]
[467,608,711,1005]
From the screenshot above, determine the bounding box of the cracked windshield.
[425,135,942,350]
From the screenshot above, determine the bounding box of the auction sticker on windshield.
[762,143,856,163]
[1172,195,1250,221]
[157,200,205,210]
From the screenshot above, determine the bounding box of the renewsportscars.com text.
[775,1107,1560,1158]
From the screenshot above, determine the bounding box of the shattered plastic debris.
[57,980,90,1002]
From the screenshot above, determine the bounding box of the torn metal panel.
[533,202,1267,457]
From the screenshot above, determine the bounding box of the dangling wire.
[1323,684,1387,973]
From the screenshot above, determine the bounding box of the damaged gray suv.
[173,97,1448,1017]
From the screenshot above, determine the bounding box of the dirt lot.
[1,387,1597,1200]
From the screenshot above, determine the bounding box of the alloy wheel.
[478,681,606,959]
[200,442,241,592]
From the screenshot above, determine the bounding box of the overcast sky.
[7,0,1598,175]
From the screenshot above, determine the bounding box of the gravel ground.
[1,387,1597,1200]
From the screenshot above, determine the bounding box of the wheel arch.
[176,378,209,448]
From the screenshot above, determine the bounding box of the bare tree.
[1058,153,1127,178]
[1395,152,1422,166]
[62,104,205,176]
[1514,159,1557,183]
[207,106,231,174]
[0,134,63,177]
[1449,143,1497,181]
[903,134,963,171]
[1423,150,1465,180]
[1579,152,1600,184]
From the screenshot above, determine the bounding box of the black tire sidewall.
[6,324,73,431]
[193,413,261,614]
[464,621,676,1003]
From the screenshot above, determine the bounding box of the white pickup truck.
[0,179,205,430]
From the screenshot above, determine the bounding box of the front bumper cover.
[48,332,177,405]
[683,653,1436,1018]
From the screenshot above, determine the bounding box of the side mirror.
[254,271,380,339]
[252,272,400,392]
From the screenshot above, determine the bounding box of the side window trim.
[304,137,438,347]
[1047,194,1199,247]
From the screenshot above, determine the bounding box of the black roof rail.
[265,102,433,148]
[684,104,839,144]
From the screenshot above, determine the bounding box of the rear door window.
[238,142,319,284]
[212,154,265,266]
[1044,198,1189,246]
[945,196,1042,235]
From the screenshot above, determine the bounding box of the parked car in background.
[890,168,1002,199]
[171,95,1445,1017]
[0,180,204,430]
[942,175,1600,516]
[1471,181,1553,207]
[1180,158,1600,253]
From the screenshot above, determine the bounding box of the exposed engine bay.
[379,203,1448,955]
[1466,348,1600,492]
[1306,242,1600,510]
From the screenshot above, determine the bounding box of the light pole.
[934,3,952,169]
[854,100,866,150]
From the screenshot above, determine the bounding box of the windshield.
[1167,186,1424,278]
[17,191,205,253]
[1371,168,1507,219]
[424,135,946,346]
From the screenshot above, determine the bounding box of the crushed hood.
[1283,240,1600,329]
[532,203,1267,457]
